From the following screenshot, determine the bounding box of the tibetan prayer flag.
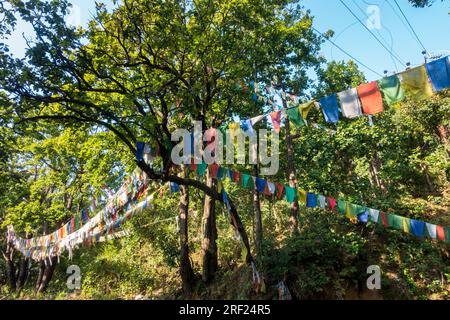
[328,197,337,210]
[317,195,327,209]
[170,182,180,193]
[209,163,219,179]
[81,208,90,224]
[286,107,305,127]
[242,174,254,189]
[227,169,234,180]
[425,56,450,91]
[400,65,433,100]
[218,125,228,146]
[255,177,266,193]
[357,81,384,115]
[337,200,347,215]
[217,167,226,180]
[197,162,208,176]
[229,122,241,138]
[233,171,241,183]
[410,219,425,238]
[368,208,380,224]
[270,111,282,133]
[285,186,297,204]
[136,141,145,161]
[426,223,437,239]
[306,193,317,208]
[276,183,285,199]
[388,214,404,230]
[298,189,307,204]
[240,119,255,137]
[337,88,363,119]
[437,225,446,241]
[380,212,389,228]
[222,190,231,211]
[358,209,369,223]
[319,94,340,123]
[377,75,405,106]
[267,182,276,195]
[446,227,450,243]
[403,217,411,234]
[250,115,266,126]
[299,101,316,119]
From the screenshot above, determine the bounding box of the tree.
[0,0,323,293]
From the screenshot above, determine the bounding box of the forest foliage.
[0,0,449,300]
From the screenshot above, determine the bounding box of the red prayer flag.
[233,171,240,183]
[270,111,282,133]
[327,197,337,210]
[357,81,384,115]
[276,183,285,199]
[209,163,219,178]
[437,225,446,241]
[380,212,389,227]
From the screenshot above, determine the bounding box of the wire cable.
[349,0,402,71]
[312,26,384,77]
[338,0,406,66]
[391,0,428,53]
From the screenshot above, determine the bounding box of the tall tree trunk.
[16,256,29,291]
[253,164,263,258]
[370,152,388,195]
[179,184,195,295]
[36,256,58,293]
[2,242,17,292]
[282,90,299,231]
[35,261,45,292]
[201,171,218,283]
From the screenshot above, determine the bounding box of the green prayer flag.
[337,200,347,215]
[285,186,297,203]
[389,214,404,230]
[377,75,405,106]
[286,107,305,127]
[218,125,228,146]
[242,174,253,189]
[196,162,208,176]
[445,227,450,243]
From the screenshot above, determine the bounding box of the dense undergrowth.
[2,189,449,300]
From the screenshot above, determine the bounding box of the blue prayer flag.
[319,94,340,123]
[425,56,450,91]
[410,219,426,238]
[306,192,317,208]
[255,177,266,193]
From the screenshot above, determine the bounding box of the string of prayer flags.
[425,56,450,92]
[400,65,433,100]
[368,208,380,224]
[270,111,282,133]
[337,88,363,119]
[357,81,384,115]
[319,94,340,123]
[377,75,405,106]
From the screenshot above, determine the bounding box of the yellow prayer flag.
[400,66,433,101]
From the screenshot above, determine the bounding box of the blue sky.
[4,0,450,83]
